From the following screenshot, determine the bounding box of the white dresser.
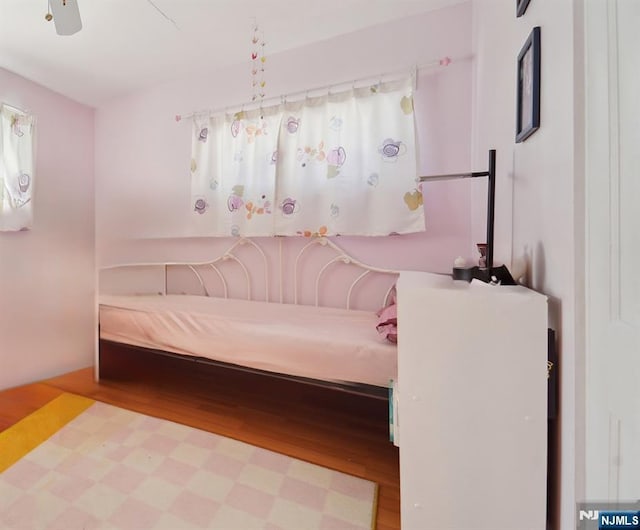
[395,271,548,530]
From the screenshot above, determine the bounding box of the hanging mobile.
[250,20,266,112]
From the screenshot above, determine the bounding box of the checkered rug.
[0,394,377,529]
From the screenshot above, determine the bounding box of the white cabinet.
[396,271,548,530]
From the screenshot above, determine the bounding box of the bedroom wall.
[471,1,582,529]
[0,68,95,390]
[95,2,474,276]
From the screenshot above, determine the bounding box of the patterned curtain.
[191,107,280,237]
[0,104,35,231]
[191,78,423,237]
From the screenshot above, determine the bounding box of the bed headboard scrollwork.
[100,237,398,311]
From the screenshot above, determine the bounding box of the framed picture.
[516,26,541,143]
[516,0,532,17]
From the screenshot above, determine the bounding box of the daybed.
[98,237,398,396]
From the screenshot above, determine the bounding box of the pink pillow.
[376,287,397,344]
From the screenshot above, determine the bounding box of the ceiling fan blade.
[49,0,82,36]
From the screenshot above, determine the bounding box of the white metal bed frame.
[100,236,399,310]
[98,236,399,397]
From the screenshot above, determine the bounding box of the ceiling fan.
[45,0,82,36]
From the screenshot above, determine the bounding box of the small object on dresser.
[452,265,479,282]
[476,243,487,268]
[452,263,517,285]
[452,256,470,281]
[453,255,479,282]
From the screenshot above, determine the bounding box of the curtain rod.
[175,54,472,122]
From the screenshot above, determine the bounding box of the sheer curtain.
[191,77,423,237]
[0,104,35,231]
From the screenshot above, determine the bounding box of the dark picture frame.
[516,0,532,17]
[516,26,541,143]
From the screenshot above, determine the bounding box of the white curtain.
[191,107,280,237]
[191,78,423,237]
[0,104,35,231]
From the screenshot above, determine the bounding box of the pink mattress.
[99,294,396,387]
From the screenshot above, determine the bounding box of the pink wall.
[95,3,475,275]
[0,68,95,390]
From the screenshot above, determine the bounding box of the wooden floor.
[0,348,400,530]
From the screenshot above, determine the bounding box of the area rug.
[0,394,377,529]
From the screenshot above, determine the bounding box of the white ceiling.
[0,0,465,107]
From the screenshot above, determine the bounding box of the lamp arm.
[486,149,496,271]
[417,171,489,182]
[416,149,514,284]
[416,149,496,270]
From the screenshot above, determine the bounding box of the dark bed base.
[98,339,389,401]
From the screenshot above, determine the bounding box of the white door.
[585,0,640,500]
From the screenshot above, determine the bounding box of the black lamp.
[418,149,515,285]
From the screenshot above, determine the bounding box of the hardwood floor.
[0,350,400,530]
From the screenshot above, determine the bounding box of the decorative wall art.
[516,0,532,17]
[516,26,541,143]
